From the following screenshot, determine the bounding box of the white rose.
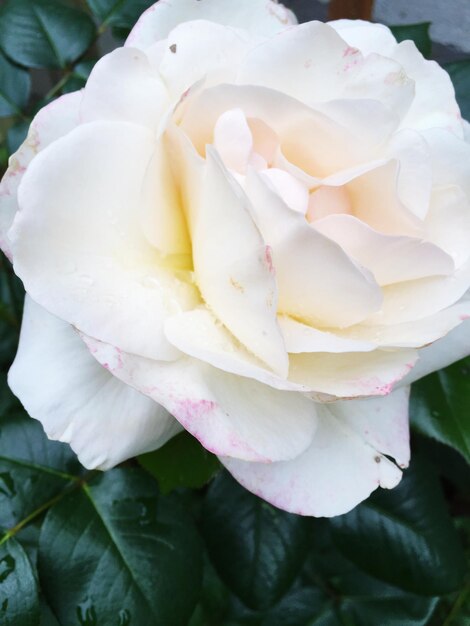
[1,0,469,517]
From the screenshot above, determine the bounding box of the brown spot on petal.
[230,277,245,293]
[169,44,177,53]
[374,456,381,463]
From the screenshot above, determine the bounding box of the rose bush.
[1,0,469,517]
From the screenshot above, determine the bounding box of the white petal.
[158,20,249,98]
[238,21,413,120]
[392,41,462,137]
[0,92,82,259]
[400,315,470,386]
[165,307,304,390]
[368,260,470,326]
[425,186,470,268]
[336,300,470,349]
[423,128,470,197]
[330,387,411,468]
[180,83,372,176]
[126,0,296,49]
[11,121,199,360]
[221,403,402,517]
[289,349,417,398]
[329,19,398,57]
[83,336,318,463]
[9,297,180,470]
[278,316,376,353]
[261,168,309,214]
[190,148,288,376]
[314,214,454,285]
[80,47,168,131]
[214,108,253,173]
[245,169,382,328]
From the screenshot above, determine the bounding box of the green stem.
[443,582,470,626]
[0,471,98,546]
[44,71,73,101]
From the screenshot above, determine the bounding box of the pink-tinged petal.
[213,108,253,173]
[0,92,82,258]
[80,47,168,131]
[126,0,296,49]
[314,214,454,286]
[9,298,181,470]
[158,21,249,99]
[425,186,470,268]
[367,260,470,326]
[335,300,470,349]
[165,307,306,391]
[238,22,413,121]
[190,148,288,376]
[330,387,411,468]
[400,315,470,386]
[329,19,398,57]
[245,169,382,328]
[11,121,199,361]
[278,316,376,353]
[179,83,370,176]
[261,168,309,214]
[289,349,417,398]
[83,336,318,463]
[221,403,402,517]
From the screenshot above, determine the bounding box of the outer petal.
[83,336,318,463]
[9,297,181,470]
[314,214,454,285]
[328,19,398,57]
[330,387,411,468]
[158,20,249,99]
[238,21,414,119]
[126,0,296,49]
[190,148,288,376]
[11,121,199,361]
[80,47,168,132]
[245,169,383,328]
[0,92,82,258]
[221,402,402,517]
[400,315,470,386]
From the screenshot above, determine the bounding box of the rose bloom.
[1,0,469,517]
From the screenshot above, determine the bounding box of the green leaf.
[411,357,470,463]
[202,471,312,611]
[329,457,467,596]
[260,587,337,626]
[86,0,154,29]
[62,59,96,94]
[139,431,220,494]
[0,411,81,531]
[0,0,96,69]
[6,119,29,154]
[390,22,432,58]
[0,51,30,117]
[39,468,202,626]
[304,520,439,626]
[0,537,39,626]
[445,60,470,123]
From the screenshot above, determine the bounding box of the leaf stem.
[0,470,98,547]
[443,581,470,626]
